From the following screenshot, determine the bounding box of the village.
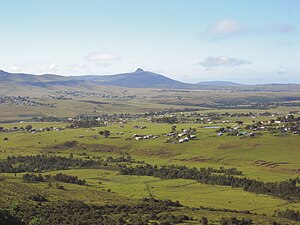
[2,110,299,145]
[0,96,48,106]
[54,91,138,100]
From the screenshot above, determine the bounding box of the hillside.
[72,68,194,88]
[0,68,195,90]
[1,69,300,93]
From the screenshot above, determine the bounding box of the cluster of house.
[70,114,152,126]
[133,134,158,140]
[245,115,300,135]
[216,114,300,137]
[55,91,137,99]
[151,95,183,100]
[0,96,46,106]
[178,111,279,125]
[165,128,197,143]
[0,126,65,134]
[216,127,256,137]
[118,126,198,143]
[133,125,147,129]
[48,95,71,100]
[154,89,190,93]
[178,135,197,143]
[28,127,65,134]
[0,127,23,133]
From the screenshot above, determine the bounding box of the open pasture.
[1,106,300,224]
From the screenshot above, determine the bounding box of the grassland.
[1,88,300,224]
[1,115,300,223]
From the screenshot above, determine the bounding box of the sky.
[0,0,299,84]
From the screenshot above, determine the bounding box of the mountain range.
[0,68,193,89]
[0,68,299,93]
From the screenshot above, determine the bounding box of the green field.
[1,104,300,224]
[1,87,300,224]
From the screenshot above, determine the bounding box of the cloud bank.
[204,19,243,39]
[199,56,250,68]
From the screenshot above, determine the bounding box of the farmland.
[1,93,300,224]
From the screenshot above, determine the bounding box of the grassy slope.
[1,118,300,217]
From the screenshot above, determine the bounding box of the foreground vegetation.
[1,88,300,224]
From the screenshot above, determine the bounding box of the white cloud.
[199,56,250,68]
[8,66,21,72]
[297,52,300,56]
[208,20,241,34]
[48,63,57,70]
[6,62,59,75]
[46,63,59,73]
[277,65,288,75]
[85,52,120,62]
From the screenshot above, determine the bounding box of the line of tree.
[70,118,103,128]
[151,116,178,124]
[0,154,147,174]
[197,206,251,215]
[0,155,100,173]
[219,217,253,225]
[119,164,243,178]
[105,155,144,164]
[23,173,86,185]
[119,164,300,201]
[200,216,253,225]
[275,209,300,222]
[18,198,188,225]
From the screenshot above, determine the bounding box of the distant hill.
[0,68,195,89]
[1,69,300,94]
[0,70,77,85]
[72,68,194,89]
[0,70,96,96]
[196,81,243,86]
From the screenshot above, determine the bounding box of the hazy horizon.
[2,67,300,85]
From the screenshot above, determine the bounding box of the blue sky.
[0,0,299,83]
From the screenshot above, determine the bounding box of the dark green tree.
[25,124,33,132]
[200,217,209,225]
[99,130,110,138]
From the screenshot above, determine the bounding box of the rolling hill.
[0,68,194,89]
[71,68,193,88]
[1,69,300,94]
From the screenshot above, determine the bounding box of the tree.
[200,217,209,225]
[236,121,244,126]
[99,130,110,138]
[171,125,177,132]
[25,124,33,132]
[29,217,42,225]
[187,133,191,139]
[0,208,25,225]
